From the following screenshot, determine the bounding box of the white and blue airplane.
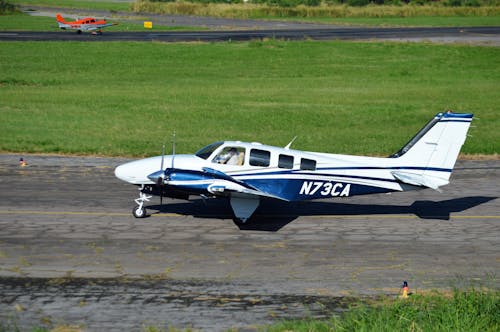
[115,111,473,222]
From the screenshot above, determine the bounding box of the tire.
[233,217,247,226]
[133,206,147,218]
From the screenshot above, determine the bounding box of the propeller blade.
[160,143,166,210]
[171,131,176,169]
[160,143,165,172]
[157,132,175,212]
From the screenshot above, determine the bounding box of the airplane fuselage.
[115,112,473,221]
[115,141,429,202]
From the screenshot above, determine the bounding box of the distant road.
[1,26,500,43]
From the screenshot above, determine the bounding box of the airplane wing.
[84,23,116,31]
[202,168,289,223]
[203,167,289,201]
[211,183,289,201]
[97,23,116,29]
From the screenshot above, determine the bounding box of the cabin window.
[249,149,270,167]
[213,147,245,166]
[278,154,294,169]
[195,142,224,160]
[300,158,316,171]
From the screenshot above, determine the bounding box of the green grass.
[10,0,131,12]
[3,9,499,29]
[0,13,203,31]
[267,289,499,332]
[0,40,499,157]
[2,289,498,331]
[9,0,500,27]
[131,1,500,21]
[283,15,500,26]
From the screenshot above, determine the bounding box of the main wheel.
[233,217,247,226]
[133,206,147,218]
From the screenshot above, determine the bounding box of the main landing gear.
[133,185,151,218]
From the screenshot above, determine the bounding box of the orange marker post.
[401,280,409,299]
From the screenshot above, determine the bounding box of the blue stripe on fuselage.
[245,178,393,201]
[231,166,451,182]
[439,119,472,123]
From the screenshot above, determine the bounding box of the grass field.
[10,0,131,12]
[286,15,500,27]
[2,10,499,30]
[8,0,500,27]
[131,1,500,22]
[268,289,499,332]
[0,13,202,31]
[2,288,497,331]
[0,40,498,157]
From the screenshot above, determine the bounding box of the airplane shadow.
[147,196,496,232]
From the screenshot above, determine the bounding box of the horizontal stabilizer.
[392,171,448,191]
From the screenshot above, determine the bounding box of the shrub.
[347,0,371,6]
[0,0,19,14]
[464,0,481,6]
[447,0,464,6]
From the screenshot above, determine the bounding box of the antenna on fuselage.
[284,136,297,150]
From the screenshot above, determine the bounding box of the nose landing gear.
[133,186,151,218]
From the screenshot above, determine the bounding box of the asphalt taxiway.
[0,154,498,330]
[2,26,500,44]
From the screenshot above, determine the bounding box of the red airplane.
[56,14,117,35]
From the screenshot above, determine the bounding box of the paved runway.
[2,26,500,43]
[0,154,498,330]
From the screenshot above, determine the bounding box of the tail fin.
[56,14,65,23]
[390,111,473,189]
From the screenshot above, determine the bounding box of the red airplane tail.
[56,14,65,23]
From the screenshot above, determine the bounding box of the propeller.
[171,131,176,169]
[150,132,176,210]
[158,143,166,206]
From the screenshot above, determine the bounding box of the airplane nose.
[114,164,130,182]
[115,162,145,183]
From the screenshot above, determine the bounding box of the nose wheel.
[133,206,147,218]
[133,186,151,218]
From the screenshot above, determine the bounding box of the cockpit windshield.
[195,141,224,160]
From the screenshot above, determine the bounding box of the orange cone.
[401,280,409,298]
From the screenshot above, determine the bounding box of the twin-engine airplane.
[56,14,117,34]
[115,112,473,222]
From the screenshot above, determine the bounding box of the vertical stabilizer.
[390,112,473,185]
[56,14,65,23]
